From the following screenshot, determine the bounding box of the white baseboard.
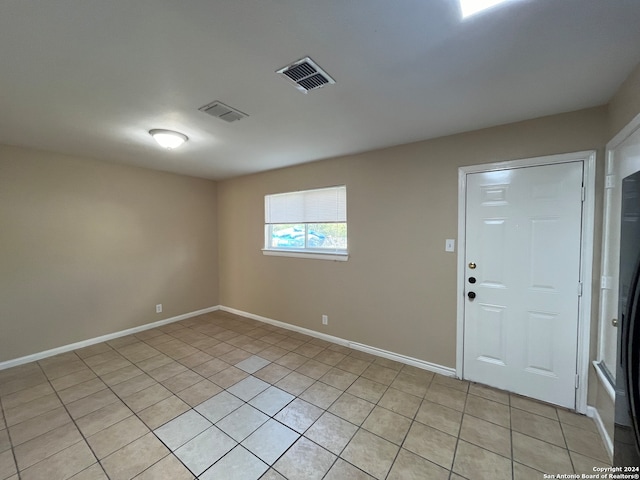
[219,305,456,377]
[0,306,220,371]
[587,405,614,461]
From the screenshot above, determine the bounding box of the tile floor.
[0,311,611,479]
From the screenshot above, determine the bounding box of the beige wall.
[609,62,640,138]
[218,106,607,368]
[0,145,219,362]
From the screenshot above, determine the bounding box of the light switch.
[445,239,455,252]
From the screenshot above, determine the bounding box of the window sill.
[262,249,349,261]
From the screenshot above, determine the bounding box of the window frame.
[263,186,348,261]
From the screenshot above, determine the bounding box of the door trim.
[455,151,596,413]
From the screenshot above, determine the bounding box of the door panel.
[463,161,583,408]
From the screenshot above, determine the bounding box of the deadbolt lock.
[468,262,477,269]
[612,318,618,327]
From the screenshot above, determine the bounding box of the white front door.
[463,161,584,408]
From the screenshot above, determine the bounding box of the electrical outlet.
[156,304,162,314]
[322,315,328,325]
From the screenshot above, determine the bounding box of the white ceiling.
[1,0,640,180]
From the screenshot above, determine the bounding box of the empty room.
[2,0,640,479]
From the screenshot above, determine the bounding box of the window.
[264,185,347,260]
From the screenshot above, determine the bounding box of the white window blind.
[265,185,346,224]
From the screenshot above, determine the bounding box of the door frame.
[455,151,596,414]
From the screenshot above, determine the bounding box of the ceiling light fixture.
[459,0,509,18]
[149,129,188,150]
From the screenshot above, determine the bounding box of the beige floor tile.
[324,459,374,479]
[148,362,188,382]
[390,372,430,398]
[562,423,609,463]
[254,363,292,384]
[469,383,510,405]
[274,398,323,433]
[513,461,544,480]
[452,440,512,480]
[403,421,457,470]
[313,350,347,367]
[511,407,565,447]
[20,441,96,480]
[177,352,214,369]
[87,415,149,459]
[248,386,295,416]
[570,451,611,474]
[200,445,269,480]
[388,448,450,480]
[51,369,99,392]
[155,410,213,451]
[293,343,325,358]
[241,419,300,465]
[174,426,236,476]
[176,380,223,407]
[219,348,253,365]
[274,352,309,370]
[511,395,558,420]
[465,394,510,428]
[378,388,422,419]
[275,372,315,396]
[91,357,132,376]
[328,393,375,426]
[209,366,249,389]
[557,409,598,433]
[123,383,172,412]
[296,359,332,380]
[305,412,358,454]
[8,406,71,446]
[0,430,9,454]
[135,354,174,373]
[361,364,399,386]
[432,374,470,393]
[0,449,17,479]
[202,342,236,358]
[0,371,47,397]
[67,389,120,420]
[512,431,573,473]
[415,399,463,436]
[76,401,133,437]
[161,370,205,394]
[342,429,399,479]
[134,453,194,480]
[41,360,88,381]
[425,383,467,411]
[101,433,169,480]
[83,350,124,368]
[299,381,342,409]
[14,421,83,470]
[346,377,387,403]
[69,463,109,479]
[335,356,370,376]
[460,414,511,458]
[4,393,62,427]
[58,378,107,404]
[362,406,412,445]
[373,357,404,371]
[99,365,144,387]
[319,368,358,391]
[257,345,289,362]
[110,373,156,398]
[193,358,232,378]
[1,382,54,410]
[138,395,190,430]
[74,342,113,359]
[273,437,336,480]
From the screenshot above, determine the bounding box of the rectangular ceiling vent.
[198,101,248,123]
[276,57,335,94]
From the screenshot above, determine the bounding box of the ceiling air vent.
[198,101,248,123]
[276,57,335,94]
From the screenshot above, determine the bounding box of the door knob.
[468,262,477,269]
[612,318,618,327]
[467,291,476,299]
